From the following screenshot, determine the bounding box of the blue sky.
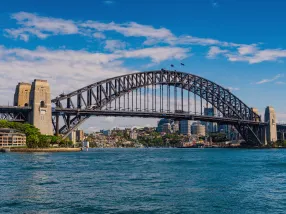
[1,0,286,130]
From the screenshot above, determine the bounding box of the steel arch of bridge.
[52,70,266,145]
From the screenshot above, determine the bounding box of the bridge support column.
[265,106,277,143]
[259,126,267,146]
[55,114,59,136]
[28,79,53,135]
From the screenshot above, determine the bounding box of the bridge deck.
[53,108,267,126]
[0,106,32,113]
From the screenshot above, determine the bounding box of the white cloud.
[275,81,285,85]
[226,87,240,91]
[119,46,189,63]
[93,32,106,39]
[5,12,78,41]
[237,45,257,55]
[207,46,228,58]
[5,12,286,65]
[2,12,251,51]
[224,47,286,64]
[82,21,173,40]
[256,74,283,84]
[105,40,127,51]
[0,45,189,100]
[5,28,49,42]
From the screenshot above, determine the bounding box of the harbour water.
[1,148,286,213]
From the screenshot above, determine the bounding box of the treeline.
[0,120,73,148]
[138,133,181,147]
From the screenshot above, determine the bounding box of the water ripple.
[1,148,286,213]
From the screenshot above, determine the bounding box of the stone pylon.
[28,79,53,135]
[14,82,32,107]
[264,106,277,143]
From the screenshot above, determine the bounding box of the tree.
[0,120,61,148]
[38,135,51,148]
[26,135,39,148]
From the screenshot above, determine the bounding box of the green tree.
[26,135,39,148]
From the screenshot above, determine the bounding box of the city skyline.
[1,0,286,131]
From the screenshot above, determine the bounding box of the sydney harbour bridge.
[0,70,281,146]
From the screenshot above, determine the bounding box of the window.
[40,101,45,108]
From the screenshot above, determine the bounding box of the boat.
[0,148,10,153]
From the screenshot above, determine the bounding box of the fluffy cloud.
[207,45,286,64]
[226,87,240,91]
[119,46,189,63]
[82,21,173,39]
[0,45,189,98]
[105,40,127,51]
[237,44,257,55]
[207,46,229,58]
[4,12,286,65]
[5,12,240,48]
[5,12,78,41]
[255,74,284,84]
[93,32,106,39]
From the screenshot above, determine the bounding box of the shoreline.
[3,148,82,152]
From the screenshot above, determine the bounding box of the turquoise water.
[1,148,286,213]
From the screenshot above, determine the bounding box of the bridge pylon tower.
[265,106,277,143]
[28,79,53,135]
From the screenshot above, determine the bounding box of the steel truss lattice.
[52,70,266,145]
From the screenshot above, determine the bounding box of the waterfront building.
[162,123,172,134]
[100,129,111,136]
[191,122,206,136]
[157,119,172,132]
[68,130,76,144]
[202,108,218,133]
[172,121,180,133]
[179,120,192,135]
[0,128,26,147]
[130,129,138,140]
[76,130,84,142]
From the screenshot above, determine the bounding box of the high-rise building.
[203,108,218,133]
[179,120,192,135]
[76,130,84,142]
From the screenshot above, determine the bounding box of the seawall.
[9,148,82,152]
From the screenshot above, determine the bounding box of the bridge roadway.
[53,108,267,126]
[0,105,268,126]
[0,106,32,122]
[0,106,32,112]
